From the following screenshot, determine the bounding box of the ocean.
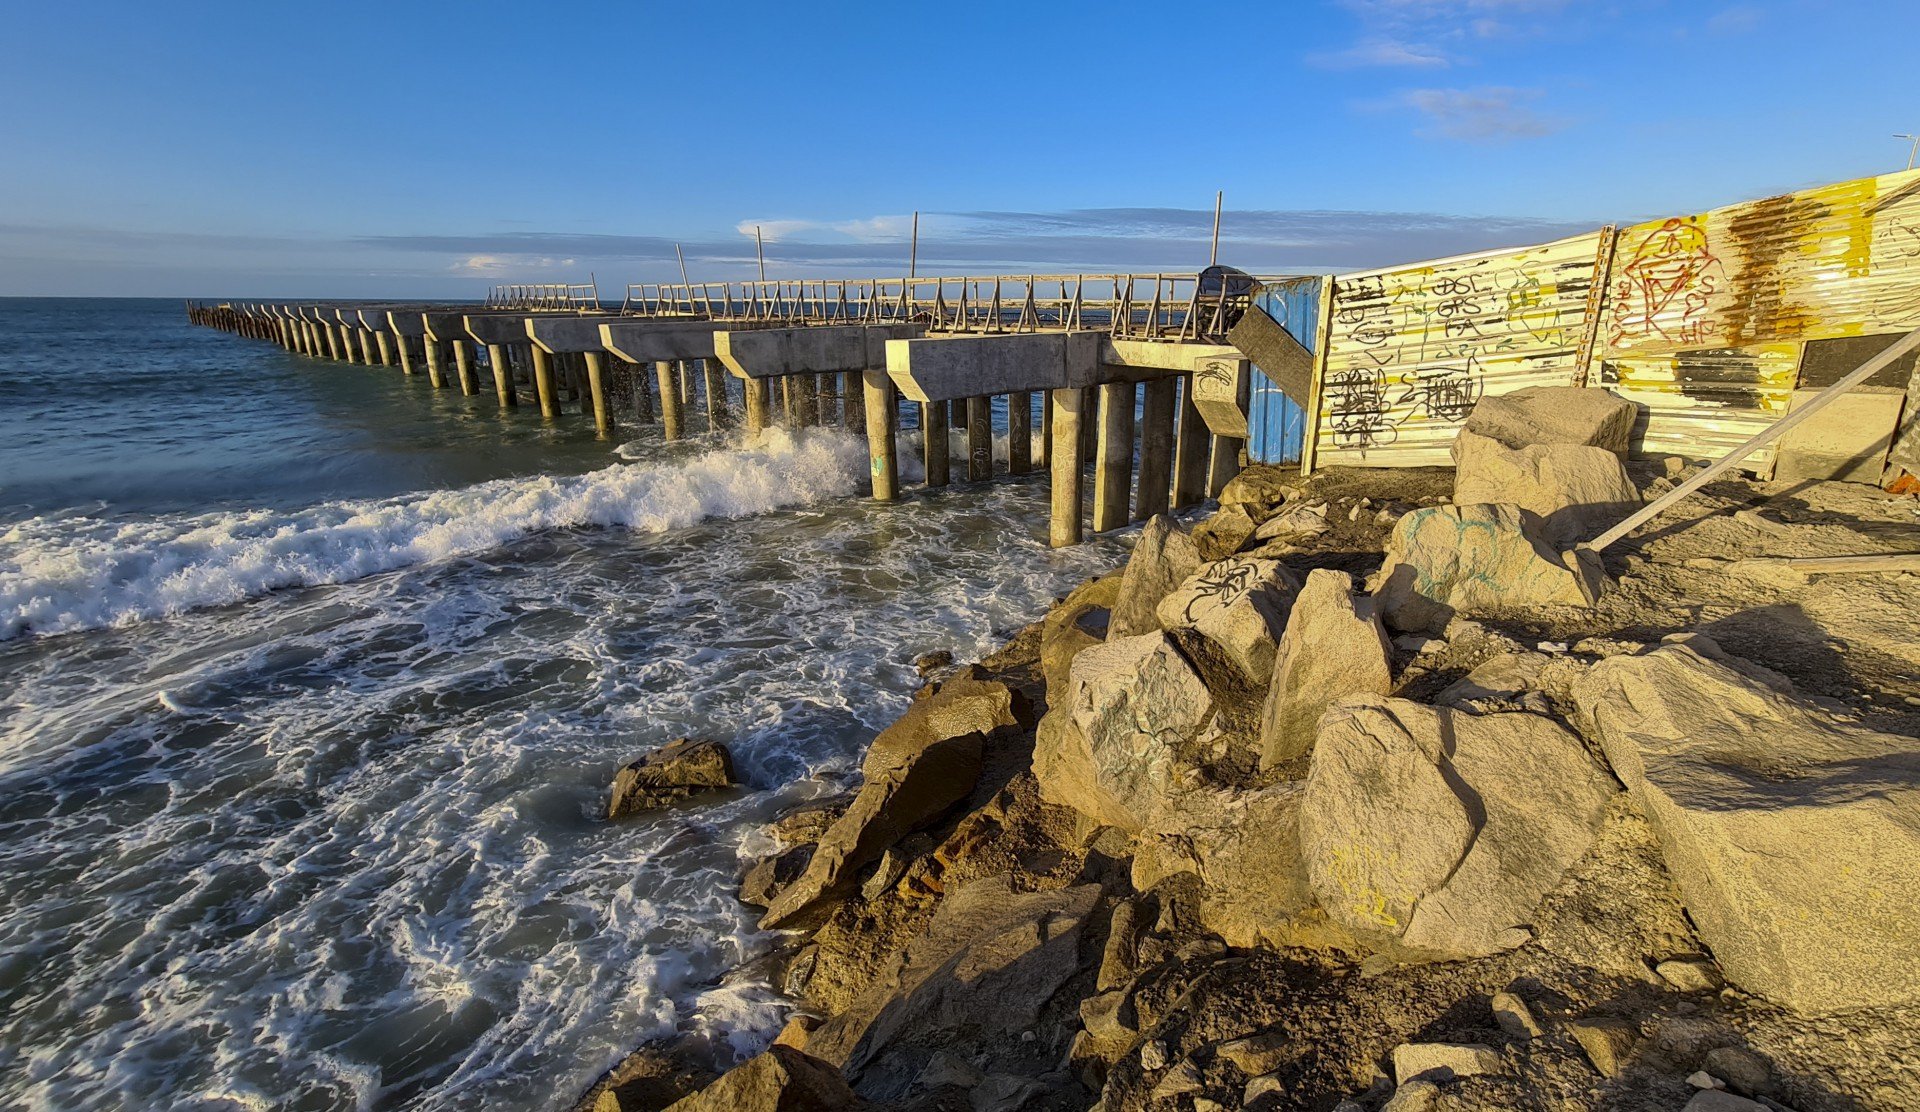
[0,298,1119,1110]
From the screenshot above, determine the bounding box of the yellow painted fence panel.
[1313,231,1609,468]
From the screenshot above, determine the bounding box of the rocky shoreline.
[579,388,1920,1112]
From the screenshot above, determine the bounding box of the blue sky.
[1,0,1914,297]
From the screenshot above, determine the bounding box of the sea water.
[0,299,1119,1110]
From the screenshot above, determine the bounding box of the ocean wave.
[0,428,868,640]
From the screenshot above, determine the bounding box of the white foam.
[0,428,868,640]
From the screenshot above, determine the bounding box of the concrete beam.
[465,313,536,347]
[883,331,1103,403]
[386,310,429,338]
[713,324,921,380]
[1190,354,1253,439]
[1104,338,1242,374]
[527,315,630,354]
[600,320,755,364]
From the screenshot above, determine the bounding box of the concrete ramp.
[1226,301,1314,402]
[715,324,921,380]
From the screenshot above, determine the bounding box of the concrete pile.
[589,387,1919,1112]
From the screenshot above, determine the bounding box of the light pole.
[1897,133,1920,170]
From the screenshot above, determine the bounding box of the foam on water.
[0,433,1120,1110]
[0,428,868,641]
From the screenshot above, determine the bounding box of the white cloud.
[1325,0,1570,66]
[831,214,917,241]
[1706,4,1763,33]
[1400,86,1567,142]
[734,219,820,243]
[1310,37,1451,68]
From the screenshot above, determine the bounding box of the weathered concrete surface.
[1573,639,1920,1012]
[1189,354,1252,438]
[385,310,429,337]
[1302,696,1616,958]
[465,313,537,346]
[599,320,746,364]
[717,324,921,380]
[884,332,1103,402]
[1772,386,1904,484]
[525,314,631,353]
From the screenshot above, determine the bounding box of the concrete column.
[744,374,770,432]
[531,346,560,419]
[816,372,837,427]
[950,398,969,431]
[1209,436,1244,498]
[1009,391,1033,475]
[359,329,378,366]
[395,335,414,375]
[324,324,343,361]
[453,341,479,395]
[486,343,517,407]
[922,398,949,487]
[375,332,394,367]
[794,375,817,429]
[584,351,614,439]
[967,395,992,482]
[1173,374,1210,508]
[633,360,655,423]
[1080,385,1099,463]
[1049,387,1086,548]
[843,370,866,430]
[1093,381,1135,533]
[704,360,730,430]
[862,369,898,501]
[1037,391,1052,468]
[423,341,445,388]
[1136,378,1177,520]
[655,361,683,439]
[678,362,692,408]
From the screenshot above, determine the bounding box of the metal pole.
[909,211,919,279]
[1209,190,1223,266]
[1586,323,1920,553]
[1901,134,1920,170]
[755,225,766,282]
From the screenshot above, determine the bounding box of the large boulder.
[1109,514,1202,640]
[1218,464,1298,514]
[863,666,1028,778]
[607,738,736,818]
[1033,632,1214,834]
[1130,783,1316,949]
[804,876,1101,1101]
[1156,557,1302,680]
[1301,697,1617,958]
[761,732,984,929]
[1258,570,1394,770]
[1460,385,1638,455]
[1372,503,1606,633]
[1041,573,1120,707]
[1452,429,1639,545]
[1572,640,1920,1012]
[661,1045,860,1111]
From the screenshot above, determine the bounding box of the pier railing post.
[922,398,950,487]
[862,369,898,501]
[1093,381,1135,532]
[584,351,615,439]
[1049,386,1085,547]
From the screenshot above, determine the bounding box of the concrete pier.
[862,369,898,501]
[1093,382,1135,532]
[1049,387,1086,547]
[655,362,683,439]
[921,399,949,487]
[1136,378,1177,520]
[966,396,992,482]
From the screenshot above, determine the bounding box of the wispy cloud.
[1398,86,1568,142]
[1310,38,1451,69]
[1706,4,1763,33]
[1324,0,1570,67]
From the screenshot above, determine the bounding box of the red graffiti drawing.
[1610,218,1724,347]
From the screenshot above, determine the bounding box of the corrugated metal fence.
[1275,166,1920,471]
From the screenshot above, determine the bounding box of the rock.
[1452,429,1640,544]
[1041,573,1120,706]
[608,738,736,818]
[1391,1042,1501,1084]
[1373,504,1607,633]
[914,1051,982,1090]
[1097,898,1145,992]
[1657,958,1725,993]
[1109,514,1202,639]
[760,731,984,929]
[1684,1093,1769,1112]
[1572,639,1920,1012]
[1254,501,1331,542]
[1219,464,1296,512]
[1459,385,1638,455]
[1381,1080,1439,1112]
[859,833,931,900]
[1436,651,1551,713]
[1140,1040,1169,1071]
[1567,1018,1637,1078]
[1034,632,1213,834]
[969,1074,1050,1111]
[1702,1047,1772,1097]
[1302,697,1617,957]
[1149,1059,1204,1100]
[864,666,1027,779]
[1215,1029,1288,1075]
[1689,1071,1726,1090]
[661,1045,860,1111]
[1490,991,1544,1039]
[773,1013,823,1051]
[1130,783,1314,949]
[1244,1073,1287,1104]
[768,797,851,846]
[1192,502,1261,560]
[803,876,1101,1101]
[1077,989,1137,1060]
[1392,633,1440,654]
[911,649,955,677]
[741,844,814,907]
[1156,557,1301,680]
[1259,570,1393,770]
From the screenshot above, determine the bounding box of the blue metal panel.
[1246,278,1320,465]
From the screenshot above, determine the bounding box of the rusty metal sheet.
[1311,231,1608,467]
[1601,168,1920,356]
[1597,343,1802,466]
